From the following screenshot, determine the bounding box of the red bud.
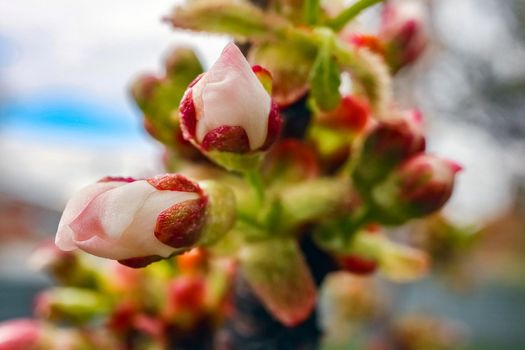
[0,319,41,350]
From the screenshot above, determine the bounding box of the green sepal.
[166,0,287,41]
[309,28,341,111]
[239,238,316,326]
[205,149,264,174]
[198,180,237,246]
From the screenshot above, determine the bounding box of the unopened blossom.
[179,43,282,163]
[353,109,425,189]
[372,154,462,224]
[0,319,42,350]
[55,174,235,268]
[380,1,427,72]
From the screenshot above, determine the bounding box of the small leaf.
[165,0,287,41]
[309,32,342,111]
[239,239,316,326]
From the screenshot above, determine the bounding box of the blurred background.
[0,0,524,349]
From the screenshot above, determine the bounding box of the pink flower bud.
[0,319,41,350]
[55,174,208,268]
[373,154,462,223]
[179,43,282,156]
[354,109,425,189]
[130,74,161,107]
[380,1,427,72]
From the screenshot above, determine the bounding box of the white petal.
[94,180,157,239]
[75,235,144,261]
[193,43,271,150]
[55,182,121,251]
[120,190,200,258]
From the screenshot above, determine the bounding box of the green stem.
[328,0,384,31]
[246,170,265,205]
[343,205,370,241]
[303,0,321,25]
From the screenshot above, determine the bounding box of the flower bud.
[164,47,203,82]
[130,48,205,162]
[164,275,206,327]
[179,43,282,172]
[35,288,109,323]
[353,109,425,190]
[0,319,42,350]
[130,74,161,109]
[380,1,427,72]
[372,154,462,224]
[317,95,371,134]
[55,174,235,268]
[320,230,429,282]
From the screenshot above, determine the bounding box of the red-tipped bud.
[179,43,282,164]
[318,95,371,134]
[380,1,427,72]
[106,301,138,333]
[353,109,426,189]
[55,174,235,268]
[372,154,462,224]
[0,319,42,350]
[130,74,161,108]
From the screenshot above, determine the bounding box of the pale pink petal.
[74,235,144,261]
[55,182,121,251]
[120,190,200,257]
[79,180,157,241]
[192,43,271,150]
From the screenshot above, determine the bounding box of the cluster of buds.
[351,109,460,225]
[40,0,466,343]
[55,174,235,268]
[24,244,234,349]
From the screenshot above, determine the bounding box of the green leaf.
[166,0,287,41]
[239,239,316,326]
[309,30,341,111]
